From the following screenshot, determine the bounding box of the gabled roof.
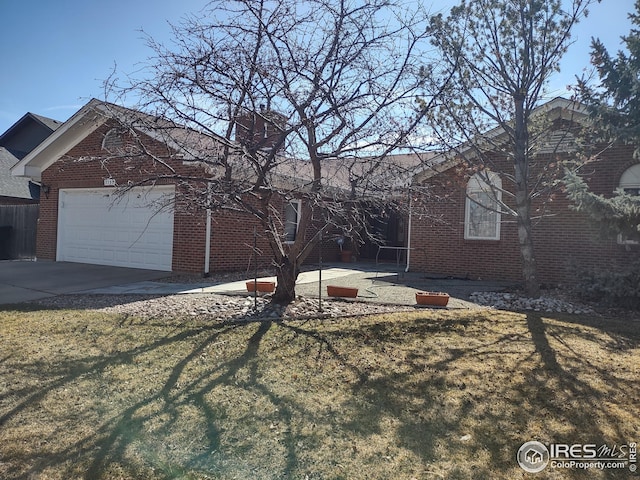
[11,99,232,181]
[0,112,63,144]
[11,99,113,181]
[0,112,63,157]
[413,97,590,183]
[0,147,35,199]
[11,99,427,196]
[268,152,432,195]
[29,113,64,132]
[0,111,62,199]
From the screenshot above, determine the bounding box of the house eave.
[10,99,107,181]
[412,97,591,184]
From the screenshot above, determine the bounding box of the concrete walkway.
[1,260,513,308]
[295,268,512,308]
[81,264,513,309]
[80,267,367,295]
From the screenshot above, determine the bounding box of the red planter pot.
[327,285,359,298]
[246,281,276,293]
[415,291,450,307]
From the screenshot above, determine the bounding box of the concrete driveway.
[0,261,169,305]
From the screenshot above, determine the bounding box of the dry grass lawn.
[0,303,638,479]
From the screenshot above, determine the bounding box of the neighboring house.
[0,112,62,204]
[1,113,61,259]
[409,97,640,287]
[0,148,38,205]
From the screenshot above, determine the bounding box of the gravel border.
[469,291,595,315]
[30,268,606,320]
[34,292,416,322]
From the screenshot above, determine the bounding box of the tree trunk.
[272,256,298,303]
[513,93,541,298]
[515,191,540,298]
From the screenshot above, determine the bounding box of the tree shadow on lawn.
[86,321,274,479]
[522,313,638,442]
[2,313,356,479]
[0,316,274,479]
[0,309,638,479]
[283,312,639,479]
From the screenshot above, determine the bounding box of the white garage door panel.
[57,187,175,271]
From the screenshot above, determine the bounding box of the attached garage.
[56,186,175,271]
[11,100,215,274]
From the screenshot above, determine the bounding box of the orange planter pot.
[327,285,359,298]
[246,281,276,293]
[415,291,450,307]
[339,250,353,262]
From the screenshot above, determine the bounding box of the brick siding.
[410,143,640,287]
[37,120,327,274]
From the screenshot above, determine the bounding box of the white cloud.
[43,104,83,112]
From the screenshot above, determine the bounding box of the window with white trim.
[617,163,640,245]
[284,200,301,243]
[102,128,125,154]
[465,172,502,240]
[102,127,141,156]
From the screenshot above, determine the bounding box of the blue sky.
[0,0,636,134]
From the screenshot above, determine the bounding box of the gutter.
[405,193,412,272]
[204,182,212,276]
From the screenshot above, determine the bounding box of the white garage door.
[57,186,175,271]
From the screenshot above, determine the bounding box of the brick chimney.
[235,106,286,151]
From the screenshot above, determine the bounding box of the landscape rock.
[35,292,413,321]
[468,291,594,314]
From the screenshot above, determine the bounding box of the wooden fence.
[0,204,39,259]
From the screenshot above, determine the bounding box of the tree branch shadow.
[1,310,638,479]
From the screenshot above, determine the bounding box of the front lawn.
[0,305,637,479]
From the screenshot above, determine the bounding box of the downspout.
[405,192,412,273]
[204,182,212,276]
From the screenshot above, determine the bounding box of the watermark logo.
[517,441,637,474]
[517,441,550,473]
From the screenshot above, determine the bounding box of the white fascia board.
[10,99,107,181]
[23,165,43,180]
[412,97,590,183]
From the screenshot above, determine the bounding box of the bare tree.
[426,0,594,297]
[105,0,446,302]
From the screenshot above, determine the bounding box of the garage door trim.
[56,186,175,271]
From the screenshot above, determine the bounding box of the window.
[102,128,125,154]
[538,129,576,154]
[619,163,640,195]
[465,172,502,240]
[284,200,301,242]
[102,127,141,156]
[617,163,640,245]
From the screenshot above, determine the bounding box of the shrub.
[573,260,640,309]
